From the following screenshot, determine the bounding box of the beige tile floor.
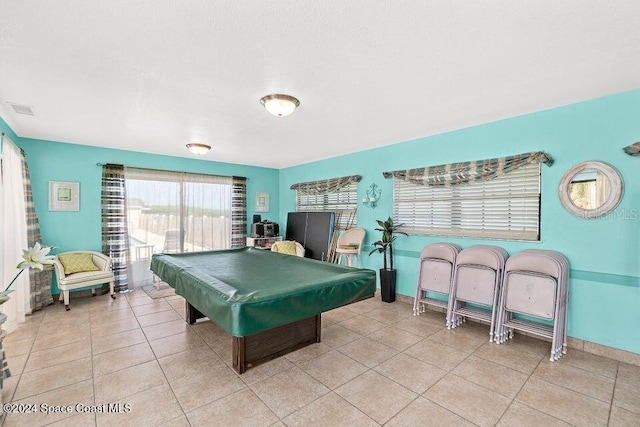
[1,290,639,427]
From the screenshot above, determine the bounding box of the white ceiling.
[1,1,639,168]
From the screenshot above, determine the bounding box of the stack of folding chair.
[447,245,509,342]
[413,243,462,318]
[495,249,570,361]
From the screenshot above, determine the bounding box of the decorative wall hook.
[362,183,381,208]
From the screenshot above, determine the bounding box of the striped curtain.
[101,164,129,291]
[20,151,54,310]
[231,177,247,248]
[0,337,8,388]
[290,175,362,195]
[383,151,553,187]
[623,142,640,156]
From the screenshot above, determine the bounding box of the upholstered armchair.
[53,251,116,311]
[271,241,305,257]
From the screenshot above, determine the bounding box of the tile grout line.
[325,313,462,425]
[494,352,542,427]
[5,321,40,403]
[510,400,580,427]
[1,311,44,427]
[419,340,491,427]
[262,363,384,425]
[88,299,101,427]
[332,390,380,426]
[553,357,620,382]
[136,295,191,424]
[404,317,560,426]
[156,294,275,423]
[163,296,230,424]
[256,305,414,425]
[35,304,92,426]
[245,373,289,423]
[606,361,620,426]
[91,292,181,423]
[5,295,633,427]
[529,362,619,405]
[84,295,122,426]
[523,376,612,425]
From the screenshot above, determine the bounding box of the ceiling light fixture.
[186,143,211,155]
[260,94,300,117]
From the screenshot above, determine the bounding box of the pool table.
[150,247,376,373]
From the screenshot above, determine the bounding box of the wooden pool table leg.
[186,301,205,325]
[232,314,321,374]
[232,337,247,374]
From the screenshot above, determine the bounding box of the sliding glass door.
[124,168,232,288]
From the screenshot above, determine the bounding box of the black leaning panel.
[285,212,335,261]
[285,212,307,247]
[304,212,334,261]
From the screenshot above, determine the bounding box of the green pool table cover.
[150,247,376,336]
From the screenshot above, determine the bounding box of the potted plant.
[369,217,407,303]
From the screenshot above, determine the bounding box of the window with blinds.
[393,162,541,240]
[295,182,358,228]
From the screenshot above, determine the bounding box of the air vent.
[10,103,34,116]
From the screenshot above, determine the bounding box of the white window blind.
[393,163,541,241]
[295,182,358,228]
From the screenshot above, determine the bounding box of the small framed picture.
[255,192,270,212]
[49,181,80,211]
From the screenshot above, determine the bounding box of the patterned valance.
[290,175,362,195]
[623,142,640,156]
[383,151,553,187]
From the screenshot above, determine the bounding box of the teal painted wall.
[0,117,280,292]
[2,89,639,354]
[279,89,640,354]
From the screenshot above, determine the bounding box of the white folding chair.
[448,245,508,342]
[413,243,461,319]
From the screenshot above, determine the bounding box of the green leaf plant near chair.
[369,217,407,303]
[53,251,116,311]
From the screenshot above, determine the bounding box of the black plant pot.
[379,269,397,303]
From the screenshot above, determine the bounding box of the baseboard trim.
[387,290,640,367]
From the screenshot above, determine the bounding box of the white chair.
[496,249,569,361]
[336,228,366,267]
[53,251,116,311]
[163,229,182,253]
[447,245,508,342]
[271,241,305,257]
[413,243,462,317]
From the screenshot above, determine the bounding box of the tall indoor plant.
[369,217,407,303]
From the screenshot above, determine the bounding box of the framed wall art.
[255,192,270,212]
[49,181,80,211]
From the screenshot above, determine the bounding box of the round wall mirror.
[558,161,623,219]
